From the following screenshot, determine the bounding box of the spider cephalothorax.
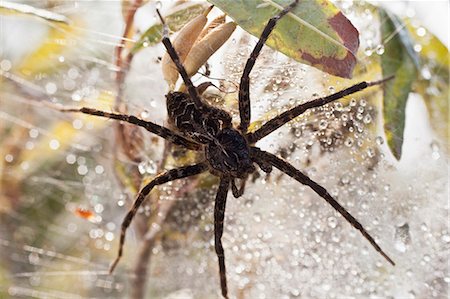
[60,1,395,298]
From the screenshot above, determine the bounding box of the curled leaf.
[207,0,359,78]
[379,8,419,160]
[184,22,237,78]
[162,8,211,87]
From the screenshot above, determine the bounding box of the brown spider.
[61,1,394,297]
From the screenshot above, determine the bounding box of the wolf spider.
[61,1,395,297]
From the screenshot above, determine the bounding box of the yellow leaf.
[18,21,82,76]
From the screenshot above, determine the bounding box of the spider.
[60,1,395,297]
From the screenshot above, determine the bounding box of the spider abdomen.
[166,91,221,143]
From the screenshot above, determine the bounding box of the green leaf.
[207,0,359,78]
[0,1,70,24]
[408,24,449,149]
[379,8,419,160]
[131,3,208,54]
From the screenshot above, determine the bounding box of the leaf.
[131,3,208,54]
[17,22,80,76]
[0,1,70,24]
[379,8,419,160]
[207,0,359,78]
[407,23,449,148]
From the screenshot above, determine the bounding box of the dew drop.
[4,154,13,163]
[45,82,57,95]
[375,45,385,55]
[66,154,76,164]
[77,165,88,175]
[327,216,337,228]
[253,213,262,223]
[413,44,422,52]
[0,59,12,71]
[95,165,104,174]
[376,136,384,145]
[421,66,432,80]
[367,147,376,158]
[49,139,60,150]
[363,114,372,124]
[138,160,157,175]
[344,137,354,147]
[318,119,328,130]
[364,47,373,56]
[416,27,426,37]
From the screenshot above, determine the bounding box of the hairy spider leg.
[58,107,201,150]
[231,178,246,198]
[109,162,209,274]
[250,147,395,266]
[157,10,232,130]
[238,0,299,133]
[214,177,231,299]
[247,76,394,143]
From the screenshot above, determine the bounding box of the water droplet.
[0,59,12,71]
[364,47,373,56]
[253,213,261,223]
[95,165,104,174]
[138,160,157,175]
[340,175,350,185]
[421,66,431,80]
[413,44,422,52]
[420,223,428,231]
[77,165,88,175]
[327,216,337,228]
[430,141,440,159]
[68,67,79,79]
[416,27,426,37]
[155,1,162,9]
[375,45,385,55]
[363,114,372,124]
[49,139,60,150]
[45,82,58,95]
[4,154,13,163]
[72,119,83,129]
[367,147,376,158]
[66,154,76,164]
[344,137,354,147]
[318,119,328,130]
[376,136,384,145]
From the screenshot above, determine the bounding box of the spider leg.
[109,162,208,274]
[156,10,232,127]
[58,106,201,150]
[247,76,394,143]
[231,178,246,198]
[238,0,299,133]
[214,177,231,298]
[156,10,202,107]
[250,147,395,266]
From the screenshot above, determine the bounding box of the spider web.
[0,1,448,298]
